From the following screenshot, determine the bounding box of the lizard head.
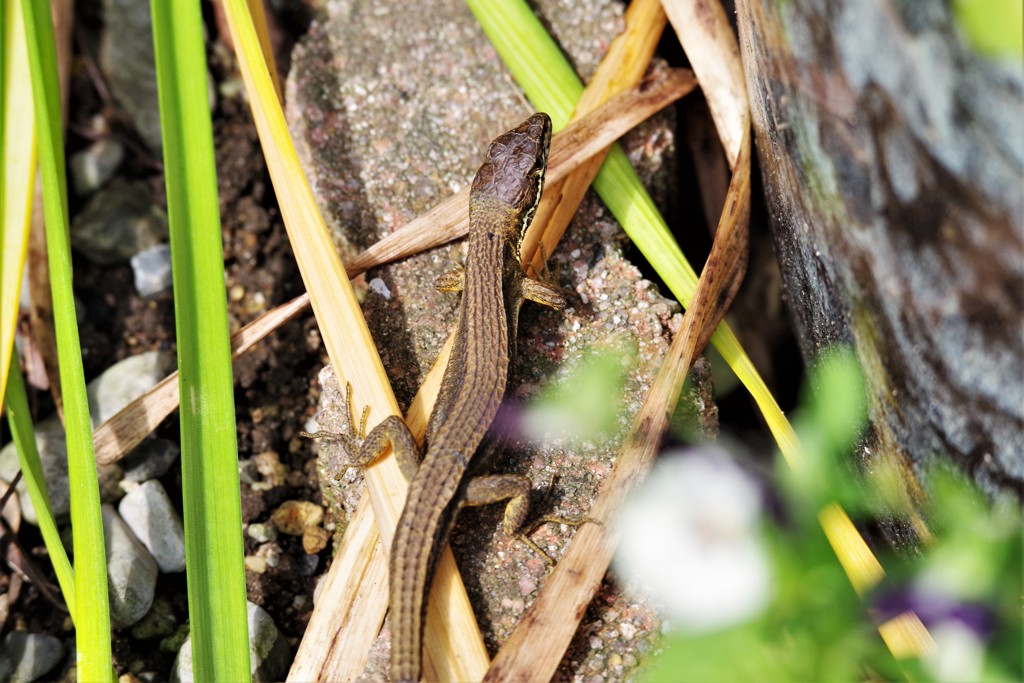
[471,112,552,247]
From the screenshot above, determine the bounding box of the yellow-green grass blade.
[20,0,112,678]
[245,0,281,100]
[465,0,800,465]
[4,362,76,619]
[151,0,251,679]
[1,0,37,406]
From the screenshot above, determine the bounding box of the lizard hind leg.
[523,475,602,560]
[463,473,533,533]
[522,277,566,310]
[462,473,560,564]
[462,472,599,564]
[522,244,566,310]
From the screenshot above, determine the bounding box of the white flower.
[923,620,985,683]
[612,446,771,633]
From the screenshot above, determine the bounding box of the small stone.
[245,555,268,574]
[119,480,186,573]
[219,75,245,100]
[71,182,168,264]
[103,505,159,628]
[247,522,277,544]
[98,460,127,507]
[620,622,636,640]
[253,451,288,487]
[130,596,178,640]
[237,459,258,486]
[87,351,177,426]
[0,416,68,524]
[160,624,190,654]
[271,500,324,536]
[99,0,161,150]
[171,602,289,683]
[122,438,181,484]
[70,138,125,196]
[131,243,173,297]
[368,277,392,299]
[302,525,330,554]
[257,543,282,569]
[286,469,308,488]
[0,632,64,683]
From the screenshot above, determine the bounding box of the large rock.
[286,0,715,678]
[737,0,1023,497]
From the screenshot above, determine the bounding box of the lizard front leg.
[302,384,421,482]
[355,416,421,482]
[436,267,566,311]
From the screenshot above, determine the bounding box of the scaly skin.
[388,113,560,682]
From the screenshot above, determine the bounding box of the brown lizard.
[307,113,566,681]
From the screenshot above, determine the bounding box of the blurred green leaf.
[803,348,868,447]
[525,343,634,442]
[784,347,870,514]
[953,0,1024,57]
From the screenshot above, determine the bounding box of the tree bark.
[736,0,1023,497]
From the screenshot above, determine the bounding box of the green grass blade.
[465,0,800,463]
[4,362,77,619]
[20,0,112,678]
[151,0,251,679]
